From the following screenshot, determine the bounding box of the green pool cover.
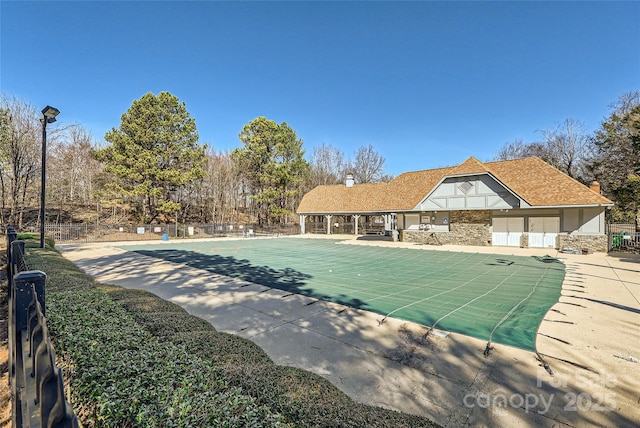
[124,238,565,352]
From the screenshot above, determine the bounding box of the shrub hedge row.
[29,247,288,427]
[27,245,439,427]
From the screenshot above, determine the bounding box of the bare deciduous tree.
[48,123,101,222]
[308,143,346,187]
[494,119,592,182]
[0,94,46,228]
[540,118,591,180]
[201,149,243,224]
[494,139,548,161]
[349,144,387,184]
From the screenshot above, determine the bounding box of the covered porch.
[299,213,398,236]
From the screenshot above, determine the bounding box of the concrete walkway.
[58,236,640,427]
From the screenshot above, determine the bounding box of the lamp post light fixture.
[40,105,60,249]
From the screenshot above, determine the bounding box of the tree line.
[0,91,389,229]
[493,91,640,223]
[1,90,638,229]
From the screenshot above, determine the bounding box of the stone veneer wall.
[399,210,609,252]
[401,210,492,246]
[557,234,608,253]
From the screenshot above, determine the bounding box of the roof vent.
[589,181,601,194]
[458,180,473,194]
[346,173,354,187]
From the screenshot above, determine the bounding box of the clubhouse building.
[297,157,613,252]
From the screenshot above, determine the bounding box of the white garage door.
[492,217,524,247]
[529,217,560,248]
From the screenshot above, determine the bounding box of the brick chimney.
[589,181,601,194]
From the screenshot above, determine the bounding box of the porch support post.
[384,213,397,231]
[325,215,332,235]
[353,215,361,235]
[299,215,306,234]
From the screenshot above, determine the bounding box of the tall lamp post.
[40,105,60,249]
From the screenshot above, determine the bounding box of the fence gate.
[608,223,640,253]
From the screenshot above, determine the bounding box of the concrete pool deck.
[58,235,640,427]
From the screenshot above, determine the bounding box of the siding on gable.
[419,175,520,211]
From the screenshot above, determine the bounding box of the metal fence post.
[13,271,46,333]
[9,240,26,293]
[7,227,17,285]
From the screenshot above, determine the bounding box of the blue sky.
[1,1,639,176]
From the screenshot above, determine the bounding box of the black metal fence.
[45,222,300,244]
[6,227,79,427]
[607,223,640,253]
